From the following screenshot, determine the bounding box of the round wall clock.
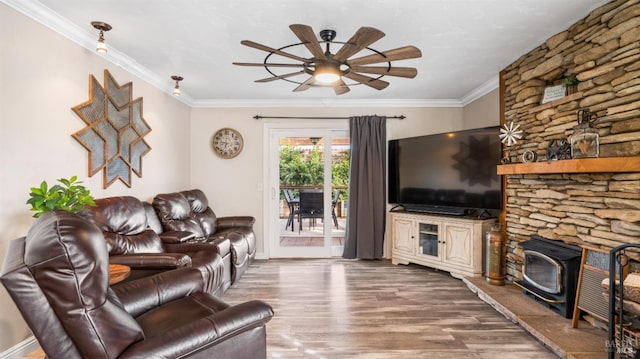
[211,127,243,159]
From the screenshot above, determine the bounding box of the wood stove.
[515,235,582,318]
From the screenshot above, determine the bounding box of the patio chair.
[283,189,299,232]
[298,191,323,232]
[331,189,341,229]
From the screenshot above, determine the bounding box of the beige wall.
[0,4,191,351]
[462,89,499,129]
[190,105,497,256]
[0,3,500,354]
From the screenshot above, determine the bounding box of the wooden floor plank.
[25,258,561,358]
[223,259,559,358]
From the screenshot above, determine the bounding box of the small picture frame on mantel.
[541,84,566,104]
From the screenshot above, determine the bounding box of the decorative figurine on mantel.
[570,108,599,158]
[499,120,523,164]
[546,139,571,160]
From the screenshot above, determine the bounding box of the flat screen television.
[388,126,502,216]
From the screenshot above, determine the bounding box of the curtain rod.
[253,115,405,120]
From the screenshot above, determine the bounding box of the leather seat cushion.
[136,292,230,338]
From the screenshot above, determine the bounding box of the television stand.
[390,212,494,278]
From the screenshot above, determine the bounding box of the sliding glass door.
[265,123,348,258]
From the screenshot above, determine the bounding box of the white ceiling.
[8,0,610,107]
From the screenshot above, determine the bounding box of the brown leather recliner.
[80,196,225,296]
[153,189,256,285]
[0,211,273,359]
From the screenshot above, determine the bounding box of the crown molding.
[5,0,496,109]
[460,75,499,106]
[3,0,192,106]
[190,98,464,108]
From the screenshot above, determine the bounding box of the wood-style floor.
[25,259,558,358]
[223,259,558,358]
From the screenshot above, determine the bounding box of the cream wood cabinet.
[390,211,494,279]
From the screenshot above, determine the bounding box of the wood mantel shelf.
[497,157,640,175]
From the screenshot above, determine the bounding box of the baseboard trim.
[0,336,39,359]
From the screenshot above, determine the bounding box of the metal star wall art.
[499,120,523,147]
[72,70,151,188]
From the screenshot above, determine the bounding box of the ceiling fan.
[233,24,422,95]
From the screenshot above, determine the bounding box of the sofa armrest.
[163,242,219,255]
[159,230,196,244]
[206,298,274,336]
[210,237,231,257]
[112,268,204,317]
[216,216,255,229]
[109,253,192,269]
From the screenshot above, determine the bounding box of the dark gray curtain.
[342,115,387,259]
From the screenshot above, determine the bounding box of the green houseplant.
[26,176,96,218]
[562,75,579,94]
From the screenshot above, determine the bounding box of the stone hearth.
[464,277,608,359]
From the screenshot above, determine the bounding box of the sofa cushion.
[80,196,164,254]
[153,192,205,237]
[181,189,218,236]
[142,202,163,234]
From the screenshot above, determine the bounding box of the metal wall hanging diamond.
[72,69,151,188]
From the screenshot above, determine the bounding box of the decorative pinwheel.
[499,121,523,147]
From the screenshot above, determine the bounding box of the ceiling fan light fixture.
[314,64,341,84]
[171,75,183,96]
[234,24,421,95]
[91,21,112,54]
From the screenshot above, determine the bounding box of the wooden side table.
[108,264,131,285]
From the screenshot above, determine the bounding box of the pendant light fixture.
[171,76,184,96]
[91,21,112,53]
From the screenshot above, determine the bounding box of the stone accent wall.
[501,0,640,279]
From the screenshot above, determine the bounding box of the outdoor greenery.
[26,176,96,218]
[280,146,349,200]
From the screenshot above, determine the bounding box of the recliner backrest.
[1,211,144,358]
[80,196,164,255]
[152,192,205,237]
[143,201,163,234]
[181,189,218,237]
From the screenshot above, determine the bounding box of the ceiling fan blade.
[293,76,316,92]
[333,27,385,63]
[240,40,310,63]
[343,72,389,90]
[255,71,306,83]
[332,79,350,95]
[347,46,422,66]
[349,66,418,78]
[233,62,305,68]
[289,24,326,60]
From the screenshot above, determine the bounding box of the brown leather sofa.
[153,189,256,285]
[79,195,226,296]
[0,211,273,359]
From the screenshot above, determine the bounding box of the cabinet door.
[417,222,440,260]
[443,223,474,268]
[392,217,414,254]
